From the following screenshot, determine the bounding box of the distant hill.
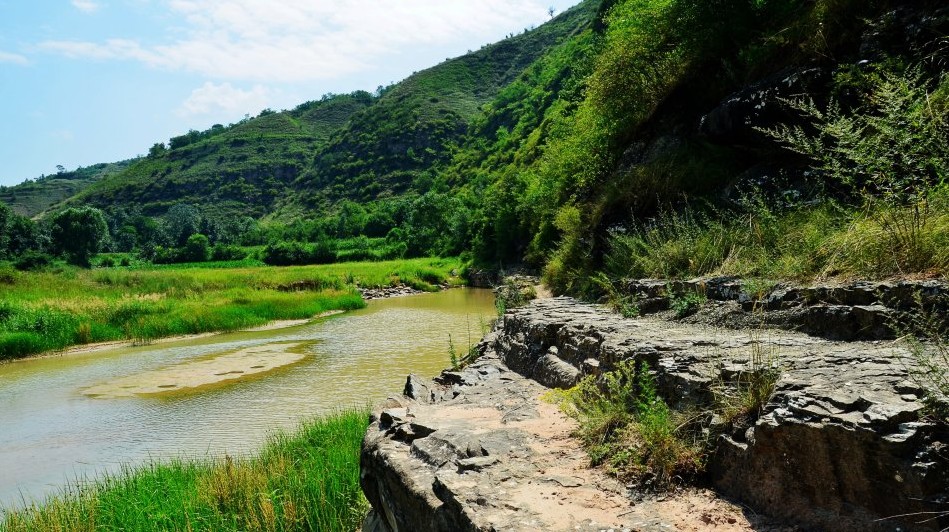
[69,92,374,217]
[58,1,598,218]
[0,160,135,217]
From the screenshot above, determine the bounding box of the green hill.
[65,2,597,218]
[290,1,597,207]
[3,0,947,285]
[0,161,135,218]
[70,92,374,217]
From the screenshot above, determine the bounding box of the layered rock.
[361,297,948,531]
[621,277,949,340]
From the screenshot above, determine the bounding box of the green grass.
[0,257,463,360]
[598,189,949,283]
[0,410,370,532]
[549,360,703,489]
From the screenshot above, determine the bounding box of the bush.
[210,244,248,262]
[14,251,54,271]
[182,234,211,262]
[766,67,949,276]
[552,359,703,489]
[263,241,309,266]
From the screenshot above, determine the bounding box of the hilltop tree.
[50,207,108,267]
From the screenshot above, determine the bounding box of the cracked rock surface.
[361,297,948,531]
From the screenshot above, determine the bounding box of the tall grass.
[549,360,703,489]
[0,258,463,360]
[0,410,370,532]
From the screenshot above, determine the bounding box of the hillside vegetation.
[0,161,135,217]
[1,0,947,289]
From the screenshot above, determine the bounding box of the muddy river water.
[0,288,494,508]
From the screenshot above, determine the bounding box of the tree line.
[0,190,482,269]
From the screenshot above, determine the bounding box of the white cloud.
[71,0,102,13]
[177,81,270,117]
[0,50,28,65]
[38,0,557,82]
[50,129,75,141]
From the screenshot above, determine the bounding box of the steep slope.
[287,1,598,207]
[63,2,598,219]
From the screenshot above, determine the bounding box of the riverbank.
[0,257,464,362]
[0,410,370,532]
[21,309,349,364]
[361,295,948,531]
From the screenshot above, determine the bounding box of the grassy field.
[0,410,370,532]
[0,257,464,361]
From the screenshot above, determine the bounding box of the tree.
[182,233,210,262]
[50,207,108,267]
[164,203,202,246]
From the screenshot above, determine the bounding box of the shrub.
[553,360,703,489]
[211,244,247,262]
[14,251,54,271]
[766,67,949,276]
[670,290,706,319]
[182,234,211,262]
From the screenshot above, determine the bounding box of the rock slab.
[361,297,948,531]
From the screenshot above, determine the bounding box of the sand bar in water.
[82,342,313,398]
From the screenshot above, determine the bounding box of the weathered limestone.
[621,277,949,340]
[361,297,948,531]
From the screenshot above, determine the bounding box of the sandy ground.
[81,341,314,398]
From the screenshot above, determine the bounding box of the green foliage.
[769,68,949,206]
[601,200,851,281]
[12,251,53,272]
[553,360,702,488]
[670,290,706,319]
[263,240,336,266]
[182,233,211,262]
[0,410,370,532]
[49,206,109,267]
[592,273,640,318]
[493,277,537,316]
[766,68,949,277]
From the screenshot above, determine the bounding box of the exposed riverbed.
[0,288,494,509]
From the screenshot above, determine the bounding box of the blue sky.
[0,0,580,186]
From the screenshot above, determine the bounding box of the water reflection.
[0,289,494,508]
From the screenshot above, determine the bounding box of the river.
[0,288,494,509]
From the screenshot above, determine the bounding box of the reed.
[0,410,370,532]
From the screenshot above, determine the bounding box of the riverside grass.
[0,409,370,532]
[0,257,463,361]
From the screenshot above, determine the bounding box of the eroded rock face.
[496,297,948,531]
[361,297,947,531]
[622,277,949,341]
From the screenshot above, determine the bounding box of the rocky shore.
[358,284,456,301]
[360,294,948,531]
